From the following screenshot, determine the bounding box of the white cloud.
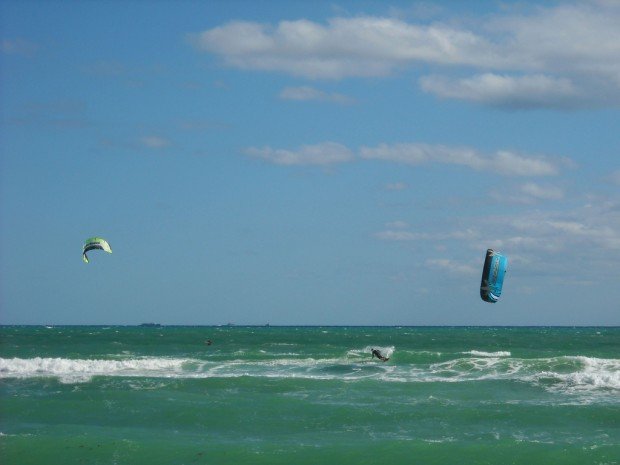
[374,220,427,241]
[190,2,620,107]
[608,170,620,185]
[491,202,620,253]
[375,222,479,244]
[491,182,565,204]
[420,73,583,109]
[140,136,170,149]
[545,220,620,249]
[374,230,421,242]
[246,141,565,176]
[425,258,477,276]
[189,17,495,79]
[490,151,560,176]
[520,183,564,201]
[373,194,620,289]
[386,220,409,229]
[360,143,560,176]
[279,86,354,104]
[385,182,408,191]
[487,3,620,82]
[245,142,353,166]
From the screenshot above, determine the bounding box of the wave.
[0,357,190,383]
[1,355,618,399]
[534,356,620,394]
[462,350,511,357]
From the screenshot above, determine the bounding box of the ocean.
[1,326,618,465]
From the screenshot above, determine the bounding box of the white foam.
[463,350,511,357]
[533,356,620,394]
[428,354,620,396]
[0,357,191,383]
[422,437,457,443]
[1,354,618,399]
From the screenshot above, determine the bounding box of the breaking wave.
[0,357,190,383]
[462,350,511,357]
[1,354,618,400]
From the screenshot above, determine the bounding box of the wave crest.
[0,357,190,383]
[462,350,511,357]
[1,355,618,399]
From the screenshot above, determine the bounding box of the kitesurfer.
[371,348,389,362]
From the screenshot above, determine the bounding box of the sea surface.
[1,326,618,465]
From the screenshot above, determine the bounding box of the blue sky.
[1,0,619,325]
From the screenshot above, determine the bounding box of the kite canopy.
[480,249,508,303]
[82,237,112,263]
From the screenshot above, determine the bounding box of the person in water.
[371,348,389,362]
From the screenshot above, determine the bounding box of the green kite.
[82,237,112,263]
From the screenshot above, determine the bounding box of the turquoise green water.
[1,326,618,464]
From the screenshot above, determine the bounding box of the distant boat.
[139,323,161,327]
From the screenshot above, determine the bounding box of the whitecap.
[463,350,511,357]
[2,353,617,401]
[0,357,192,384]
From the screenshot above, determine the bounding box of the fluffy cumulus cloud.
[189,17,491,79]
[359,143,560,176]
[245,142,353,166]
[190,2,620,108]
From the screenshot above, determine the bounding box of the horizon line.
[1,324,618,328]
